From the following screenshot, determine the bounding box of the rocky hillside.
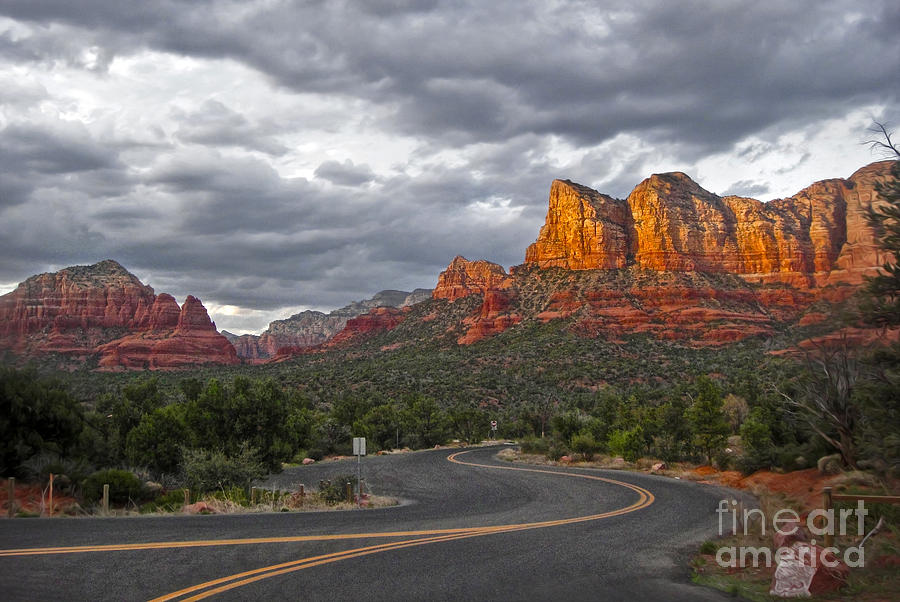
[0,260,238,369]
[295,160,894,353]
[225,288,432,360]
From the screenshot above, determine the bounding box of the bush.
[82,469,145,505]
[317,475,357,504]
[608,426,643,463]
[519,436,549,455]
[181,446,265,494]
[571,432,599,461]
[140,488,191,513]
[546,441,568,461]
[208,486,250,506]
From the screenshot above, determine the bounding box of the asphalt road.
[0,446,747,601]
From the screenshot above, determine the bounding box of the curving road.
[0,446,745,600]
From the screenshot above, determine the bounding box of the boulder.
[817,454,843,475]
[770,542,849,597]
[183,501,216,514]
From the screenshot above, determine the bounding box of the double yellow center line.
[1,450,655,600]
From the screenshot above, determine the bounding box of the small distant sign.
[490,420,498,430]
[353,437,366,456]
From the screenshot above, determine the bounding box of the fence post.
[346,481,352,503]
[102,484,109,515]
[183,489,190,510]
[48,473,54,518]
[7,477,15,518]
[823,487,834,548]
[299,484,304,506]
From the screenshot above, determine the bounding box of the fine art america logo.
[713,498,869,569]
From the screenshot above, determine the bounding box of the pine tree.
[861,123,900,327]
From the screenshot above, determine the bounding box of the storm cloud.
[0,1,898,332]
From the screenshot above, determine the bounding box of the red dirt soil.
[1,479,78,517]
[694,467,841,510]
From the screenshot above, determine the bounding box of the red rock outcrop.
[525,161,895,285]
[525,180,634,270]
[97,295,239,370]
[458,289,522,344]
[0,260,238,369]
[0,260,155,354]
[326,307,408,347]
[432,256,511,302]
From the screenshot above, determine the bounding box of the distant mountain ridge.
[0,160,894,369]
[278,160,896,354]
[222,288,432,359]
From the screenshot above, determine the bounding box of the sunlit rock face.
[525,160,895,286]
[431,256,511,302]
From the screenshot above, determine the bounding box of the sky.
[0,0,898,334]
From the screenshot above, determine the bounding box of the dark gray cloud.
[173,100,289,155]
[4,1,897,150]
[315,160,376,187]
[0,0,897,331]
[721,180,771,198]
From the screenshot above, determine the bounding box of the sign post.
[352,437,366,509]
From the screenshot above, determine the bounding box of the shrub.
[317,475,357,504]
[571,432,599,461]
[546,441,568,461]
[519,436,549,455]
[82,469,145,505]
[181,445,265,494]
[140,488,191,513]
[208,486,250,506]
[608,426,643,463]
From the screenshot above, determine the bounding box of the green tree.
[126,404,189,476]
[608,426,644,462]
[353,403,402,451]
[571,432,599,461]
[0,367,84,476]
[96,377,165,464]
[447,402,486,444]
[861,122,900,328]
[401,394,447,449]
[684,377,729,465]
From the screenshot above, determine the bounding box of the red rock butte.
[524,160,895,287]
[0,260,238,369]
[424,160,897,346]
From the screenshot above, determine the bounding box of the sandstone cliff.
[429,161,895,346]
[0,260,238,369]
[431,256,511,302]
[525,160,895,286]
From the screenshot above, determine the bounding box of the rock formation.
[431,256,511,302]
[0,260,238,369]
[525,161,895,286]
[228,288,433,360]
[431,160,895,346]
